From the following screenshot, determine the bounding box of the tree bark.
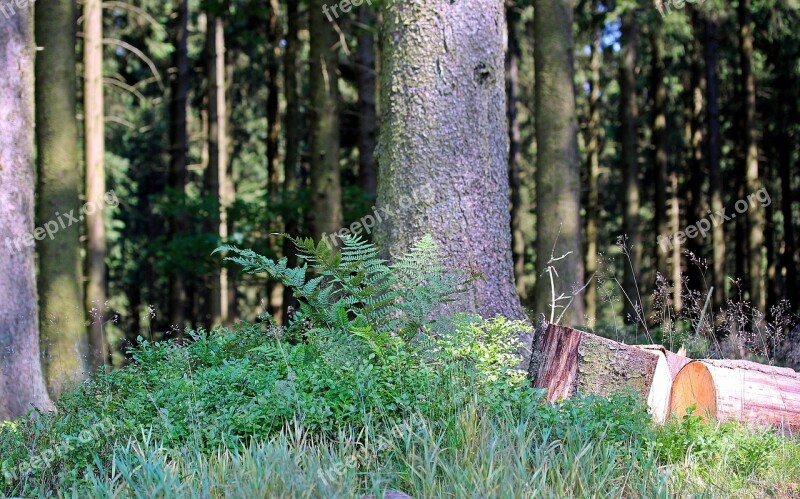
[35,0,89,398]
[375,0,526,331]
[651,27,669,288]
[83,0,108,369]
[266,0,281,197]
[532,0,585,327]
[168,0,189,334]
[0,3,55,419]
[309,0,342,239]
[356,4,378,200]
[618,10,641,323]
[583,18,601,330]
[507,4,525,299]
[737,0,765,314]
[207,14,231,326]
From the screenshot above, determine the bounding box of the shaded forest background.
[2,0,799,408]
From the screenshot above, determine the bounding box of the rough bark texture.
[207,14,231,326]
[530,324,670,421]
[737,0,765,314]
[618,10,641,323]
[0,3,55,419]
[356,4,378,200]
[83,0,108,369]
[532,0,585,326]
[670,360,800,431]
[309,0,342,239]
[168,0,189,332]
[375,0,526,330]
[34,0,89,398]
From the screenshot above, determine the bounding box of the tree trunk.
[309,0,342,239]
[705,11,725,311]
[670,359,800,431]
[207,14,230,327]
[532,0,585,326]
[34,0,89,398]
[530,324,672,422]
[651,27,669,288]
[266,0,281,197]
[83,0,108,369]
[737,0,765,314]
[168,0,189,334]
[375,0,527,351]
[356,4,378,200]
[0,3,54,419]
[584,15,601,330]
[507,5,525,299]
[618,10,641,323]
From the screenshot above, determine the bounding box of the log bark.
[670,359,800,431]
[530,324,672,422]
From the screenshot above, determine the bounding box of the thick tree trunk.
[35,0,89,398]
[207,14,231,326]
[705,12,725,311]
[584,19,601,330]
[0,3,55,419]
[532,0,585,326]
[375,0,527,354]
[356,4,378,201]
[737,0,765,314]
[670,359,800,431]
[309,0,342,239]
[168,0,189,333]
[83,0,108,369]
[618,11,642,323]
[507,5,525,299]
[530,324,673,422]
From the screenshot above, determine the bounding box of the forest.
[0,0,799,496]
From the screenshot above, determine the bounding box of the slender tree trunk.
[309,0,342,239]
[584,11,601,329]
[282,0,301,317]
[532,0,585,326]
[507,5,525,298]
[705,11,725,311]
[0,3,54,419]
[168,0,189,334]
[83,0,108,368]
[375,1,526,327]
[356,4,378,200]
[35,0,89,398]
[651,26,669,292]
[266,0,281,196]
[670,168,683,312]
[207,14,230,326]
[619,10,641,322]
[737,0,765,313]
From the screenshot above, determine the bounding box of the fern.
[216,234,474,352]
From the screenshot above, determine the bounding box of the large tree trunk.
[583,10,601,329]
[309,0,342,239]
[168,0,189,334]
[507,5,525,299]
[83,0,108,369]
[356,4,378,201]
[35,0,89,398]
[737,0,765,314]
[705,11,725,311]
[532,0,585,326]
[0,3,54,419]
[207,14,231,326]
[618,10,642,324]
[375,0,526,349]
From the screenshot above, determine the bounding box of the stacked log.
[669,359,800,431]
[529,324,674,422]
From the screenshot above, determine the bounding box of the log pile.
[529,322,800,429]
